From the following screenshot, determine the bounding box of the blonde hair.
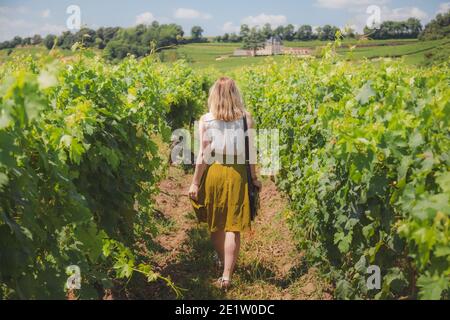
[208,77,245,122]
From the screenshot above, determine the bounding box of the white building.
[233,36,313,57]
[234,36,284,57]
[259,36,284,55]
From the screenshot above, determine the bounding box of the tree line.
[0,34,43,50]
[363,18,423,39]
[0,10,449,59]
[216,19,426,43]
[215,11,449,43]
[215,23,345,43]
[419,9,450,40]
[0,22,207,60]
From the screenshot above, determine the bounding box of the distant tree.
[103,40,129,60]
[315,26,323,40]
[262,23,273,39]
[343,26,356,38]
[365,18,423,39]
[174,24,184,38]
[0,41,11,50]
[11,36,23,47]
[159,24,185,46]
[331,26,341,39]
[296,25,313,40]
[104,22,184,60]
[142,26,156,44]
[58,31,76,49]
[283,24,295,41]
[239,24,250,39]
[95,27,120,48]
[103,27,120,43]
[44,34,57,50]
[22,37,32,46]
[75,28,97,47]
[273,26,285,38]
[32,34,43,45]
[229,33,241,42]
[318,25,340,40]
[216,32,242,43]
[242,27,265,56]
[191,26,204,41]
[406,18,423,37]
[95,37,105,49]
[420,10,450,40]
[135,24,147,37]
[96,27,105,40]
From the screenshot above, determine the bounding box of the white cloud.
[222,21,240,33]
[0,6,68,41]
[135,12,173,26]
[135,12,155,25]
[41,9,51,19]
[437,2,450,14]
[0,16,66,41]
[316,0,429,30]
[346,6,429,33]
[40,23,66,35]
[383,7,428,21]
[0,17,30,40]
[316,0,389,9]
[241,14,287,27]
[174,8,212,20]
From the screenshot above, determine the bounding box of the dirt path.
[127,166,332,300]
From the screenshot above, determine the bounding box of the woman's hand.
[189,183,200,201]
[252,179,262,191]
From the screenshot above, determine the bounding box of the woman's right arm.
[189,117,209,200]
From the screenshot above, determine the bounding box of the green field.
[160,39,449,71]
[287,38,419,48]
[161,43,288,72]
[339,38,450,60]
[1,38,449,72]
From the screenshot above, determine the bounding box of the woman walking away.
[189,77,262,291]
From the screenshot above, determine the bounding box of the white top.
[202,112,246,158]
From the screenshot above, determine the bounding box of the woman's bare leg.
[230,232,241,274]
[211,231,225,264]
[223,232,241,280]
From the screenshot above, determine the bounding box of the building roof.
[266,35,282,44]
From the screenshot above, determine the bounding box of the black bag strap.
[243,115,250,165]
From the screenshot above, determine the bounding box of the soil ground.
[123,166,332,300]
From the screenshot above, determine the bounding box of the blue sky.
[0,0,449,41]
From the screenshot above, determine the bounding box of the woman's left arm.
[246,112,262,190]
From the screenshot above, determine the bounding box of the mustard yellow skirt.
[190,162,251,233]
